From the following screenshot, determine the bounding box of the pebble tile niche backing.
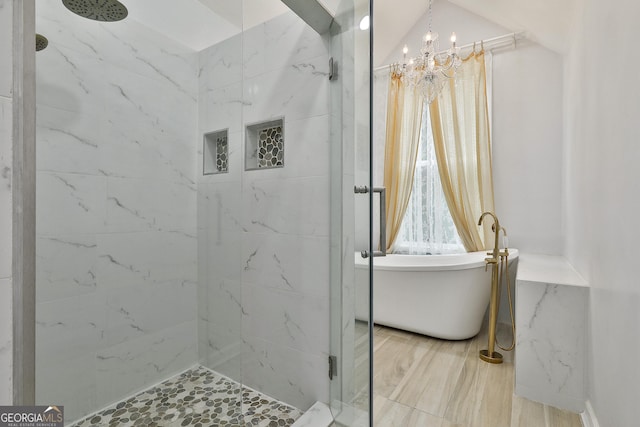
[69,366,302,427]
[216,134,228,173]
[258,125,284,168]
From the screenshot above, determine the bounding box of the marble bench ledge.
[516,253,588,288]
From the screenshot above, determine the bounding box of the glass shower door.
[329,0,372,425]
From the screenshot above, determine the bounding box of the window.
[394,104,465,255]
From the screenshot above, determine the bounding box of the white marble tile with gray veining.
[515,279,587,412]
[36,105,101,175]
[96,230,196,289]
[241,283,329,356]
[241,232,330,298]
[199,33,242,92]
[242,177,330,237]
[243,11,329,80]
[242,55,331,125]
[36,352,97,423]
[36,292,106,366]
[103,65,196,139]
[36,172,107,236]
[102,279,197,348]
[199,81,244,135]
[35,44,106,116]
[36,234,98,303]
[105,177,196,233]
[241,337,329,412]
[197,182,244,234]
[95,320,197,410]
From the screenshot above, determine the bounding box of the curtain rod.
[374,31,526,73]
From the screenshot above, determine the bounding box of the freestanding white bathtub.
[354,249,519,340]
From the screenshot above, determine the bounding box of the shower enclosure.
[32,0,371,425]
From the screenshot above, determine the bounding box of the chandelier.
[399,0,461,103]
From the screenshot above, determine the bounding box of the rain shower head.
[62,0,128,22]
[36,34,49,51]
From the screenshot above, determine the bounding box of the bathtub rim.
[354,248,519,272]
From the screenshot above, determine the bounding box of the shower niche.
[203,129,229,175]
[245,118,284,170]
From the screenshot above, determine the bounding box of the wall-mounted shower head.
[36,34,49,51]
[62,0,128,22]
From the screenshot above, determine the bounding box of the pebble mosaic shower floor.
[70,366,303,427]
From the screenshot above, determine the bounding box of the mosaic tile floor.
[70,366,302,427]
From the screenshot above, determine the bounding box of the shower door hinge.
[328,355,338,380]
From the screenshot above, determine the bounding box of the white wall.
[0,0,14,405]
[198,11,331,411]
[565,0,640,425]
[34,1,198,421]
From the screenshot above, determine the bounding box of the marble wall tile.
[198,182,244,234]
[36,292,106,366]
[95,320,197,410]
[102,280,197,348]
[35,44,106,116]
[203,275,242,379]
[242,55,330,125]
[96,23,198,99]
[199,82,243,135]
[242,283,329,356]
[241,337,329,411]
[36,0,198,97]
[515,280,587,412]
[196,8,332,413]
[0,97,12,279]
[36,172,107,236]
[241,233,329,298]
[36,234,98,303]
[199,33,242,92]
[242,177,330,237]
[35,0,105,59]
[36,352,96,423]
[99,120,196,185]
[96,230,197,289]
[103,65,195,137]
[105,177,196,233]
[0,278,12,405]
[34,0,199,419]
[202,227,243,282]
[243,11,329,80]
[0,1,12,98]
[35,105,101,175]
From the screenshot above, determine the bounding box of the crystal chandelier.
[400,0,461,103]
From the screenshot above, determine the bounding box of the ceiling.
[125,0,578,55]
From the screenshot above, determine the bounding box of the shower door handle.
[354,186,387,258]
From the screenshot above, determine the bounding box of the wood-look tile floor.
[368,324,582,427]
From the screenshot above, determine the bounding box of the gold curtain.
[383,69,425,251]
[430,51,495,252]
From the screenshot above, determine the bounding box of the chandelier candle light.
[400,0,461,103]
